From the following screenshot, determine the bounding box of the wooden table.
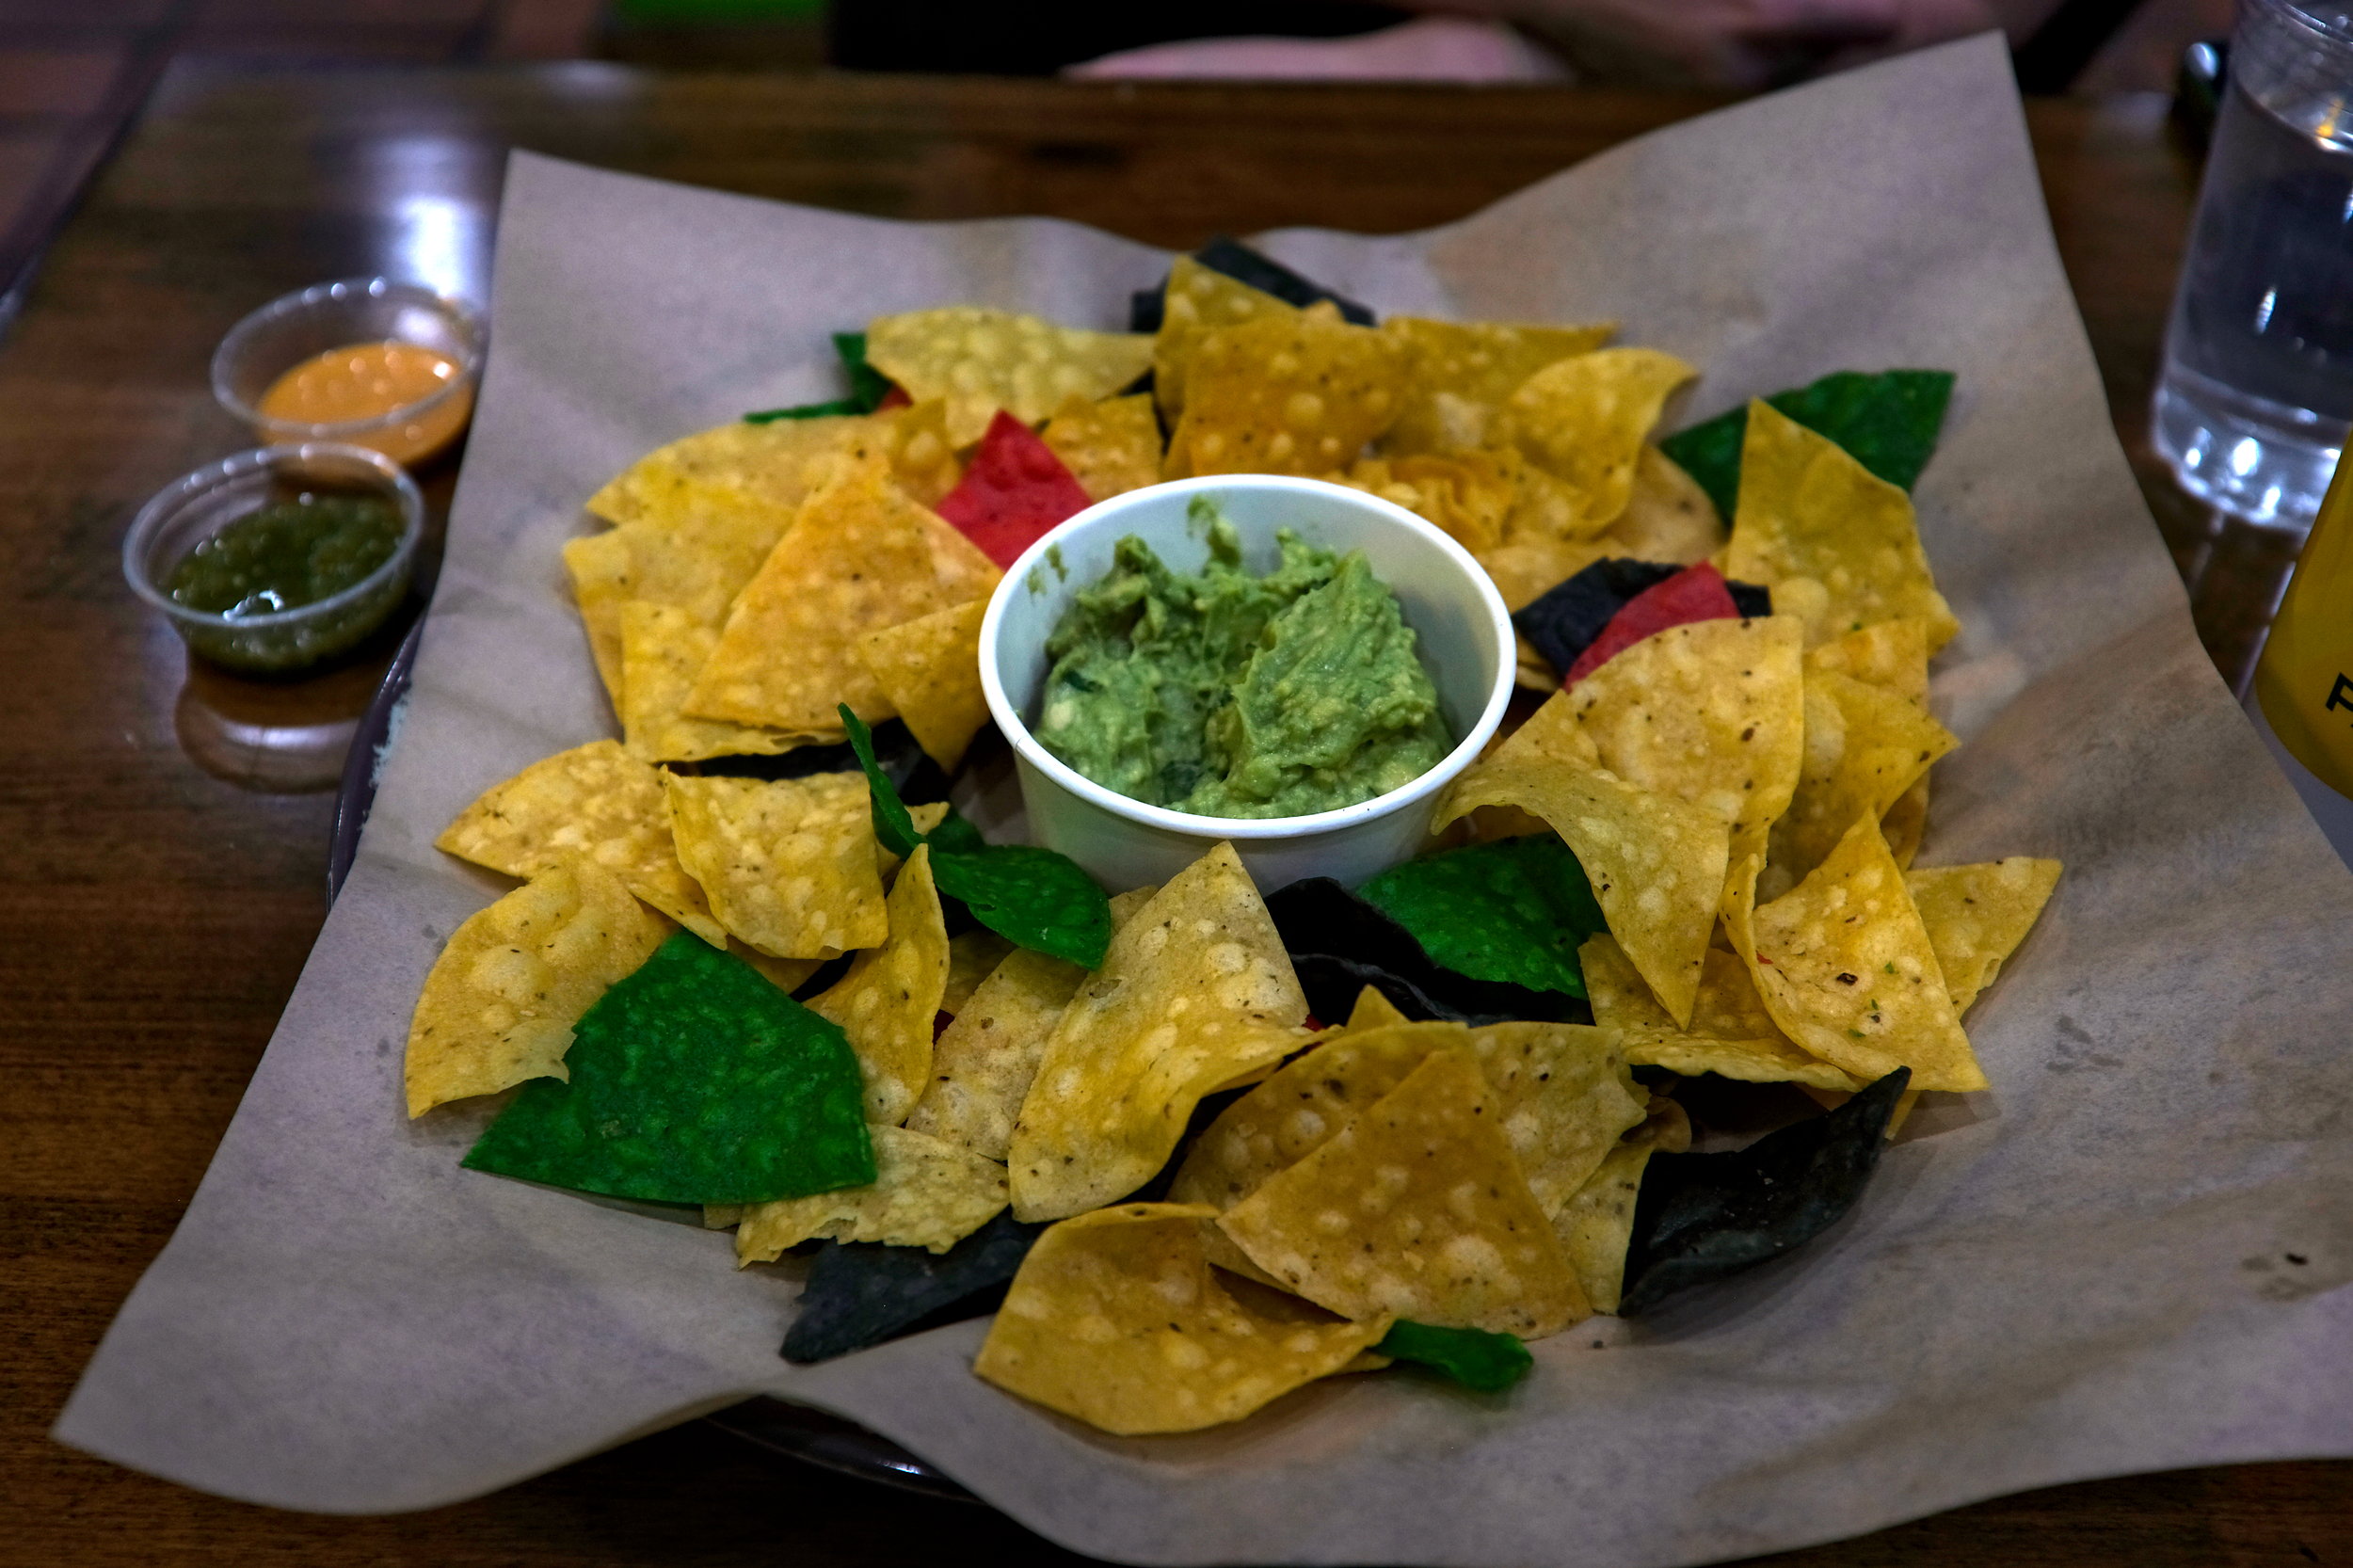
[3,63,2344,1568]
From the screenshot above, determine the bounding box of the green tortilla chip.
[463,931,874,1204]
[1357,831,1605,998]
[1374,1320,1533,1393]
[842,705,1112,968]
[1658,369,1957,522]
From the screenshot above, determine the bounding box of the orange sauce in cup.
[255,341,473,466]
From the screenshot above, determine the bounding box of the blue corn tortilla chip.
[1513,556,1772,679]
[1618,1066,1911,1317]
[1264,877,1589,1027]
[1375,1320,1533,1393]
[744,332,900,423]
[1358,835,1606,999]
[1128,235,1376,333]
[1657,369,1957,522]
[782,1210,1048,1364]
[463,931,875,1205]
[842,706,1111,968]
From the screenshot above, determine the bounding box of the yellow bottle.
[2251,450,2353,858]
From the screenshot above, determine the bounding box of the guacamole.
[1034,504,1451,819]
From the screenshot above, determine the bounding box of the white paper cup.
[979,474,1515,893]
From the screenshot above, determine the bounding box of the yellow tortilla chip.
[734,941,820,996]
[874,397,964,506]
[1805,618,1930,706]
[1744,813,1986,1093]
[1723,401,1960,649]
[808,843,950,1126]
[1379,316,1616,456]
[1340,449,1520,554]
[1475,534,1611,613]
[1600,445,1722,565]
[1569,616,1805,843]
[1168,302,1411,478]
[905,886,1156,1160]
[685,456,1000,735]
[619,602,806,764]
[1009,843,1308,1221]
[942,929,1016,1017]
[562,529,633,710]
[904,947,1083,1162]
[1554,1098,1690,1314]
[1882,775,1929,870]
[1438,733,1728,1030]
[974,1203,1385,1436]
[435,740,725,945]
[1581,935,1863,1091]
[856,598,991,772]
[1906,857,2062,1014]
[1040,392,1163,502]
[586,413,873,527]
[1217,1049,1588,1337]
[404,860,671,1117]
[1341,984,1412,1032]
[664,771,885,959]
[734,1126,1006,1261]
[1151,255,1297,422]
[1488,348,1696,536]
[866,307,1154,447]
[1468,1022,1651,1212]
[1768,667,1958,895]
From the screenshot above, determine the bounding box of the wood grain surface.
[1,62,2343,1568]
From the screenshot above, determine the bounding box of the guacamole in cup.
[1033,502,1452,820]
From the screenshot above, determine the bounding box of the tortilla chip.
[1581,934,1862,1091]
[1217,1049,1588,1336]
[601,480,805,635]
[866,306,1153,447]
[734,1125,1007,1260]
[905,886,1155,1160]
[404,860,672,1117]
[664,771,885,959]
[1475,535,1612,613]
[1906,857,2062,1014]
[1468,1022,1650,1211]
[1379,316,1616,456]
[1009,843,1308,1221]
[876,397,964,505]
[1152,255,1297,421]
[1806,617,1930,706]
[1744,813,1986,1093]
[1600,445,1722,566]
[1723,401,1960,650]
[1882,775,1930,870]
[1515,634,1561,693]
[1769,667,1958,894]
[562,530,633,710]
[942,930,1016,1016]
[1040,392,1163,502]
[1342,984,1413,1032]
[1568,616,1804,842]
[436,740,725,945]
[1554,1099,1691,1314]
[1168,302,1411,478]
[1488,348,1695,536]
[808,843,951,1125]
[735,941,820,996]
[974,1202,1385,1436]
[856,598,991,771]
[619,602,807,764]
[685,456,1001,734]
[1437,732,1728,1030]
[1340,450,1520,553]
[586,413,873,527]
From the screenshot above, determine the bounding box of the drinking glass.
[2153,0,2353,532]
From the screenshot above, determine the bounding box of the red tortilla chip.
[1564,562,1741,686]
[934,410,1096,568]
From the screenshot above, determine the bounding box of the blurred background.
[0,0,2236,319]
